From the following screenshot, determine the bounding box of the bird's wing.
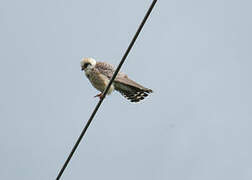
[95,62,151,91]
[95,62,152,102]
[114,74,152,92]
[95,62,115,79]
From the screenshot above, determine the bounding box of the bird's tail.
[115,84,153,103]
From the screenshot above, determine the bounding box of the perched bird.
[80,57,153,102]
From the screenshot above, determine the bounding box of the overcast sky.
[1,0,252,179]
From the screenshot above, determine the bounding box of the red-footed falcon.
[80,57,153,103]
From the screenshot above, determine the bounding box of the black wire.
[56,0,157,179]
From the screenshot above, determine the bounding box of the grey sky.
[1,0,252,179]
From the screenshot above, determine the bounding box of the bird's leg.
[94,93,104,99]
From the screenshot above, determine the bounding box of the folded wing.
[95,62,153,102]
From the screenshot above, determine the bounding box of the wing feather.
[95,62,115,79]
[95,61,153,102]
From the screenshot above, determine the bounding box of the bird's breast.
[85,69,114,93]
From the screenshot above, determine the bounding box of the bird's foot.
[94,93,104,99]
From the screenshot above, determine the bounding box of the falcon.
[80,57,153,102]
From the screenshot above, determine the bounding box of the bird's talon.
[94,93,103,99]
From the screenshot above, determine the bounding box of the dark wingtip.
[146,89,153,93]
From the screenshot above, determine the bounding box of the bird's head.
[80,57,96,71]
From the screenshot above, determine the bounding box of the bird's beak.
[81,66,85,71]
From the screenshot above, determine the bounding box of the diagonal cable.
[56,0,157,179]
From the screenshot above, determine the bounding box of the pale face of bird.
[80,58,96,74]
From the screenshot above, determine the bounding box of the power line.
[55,0,157,179]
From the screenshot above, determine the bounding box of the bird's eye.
[84,63,91,68]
